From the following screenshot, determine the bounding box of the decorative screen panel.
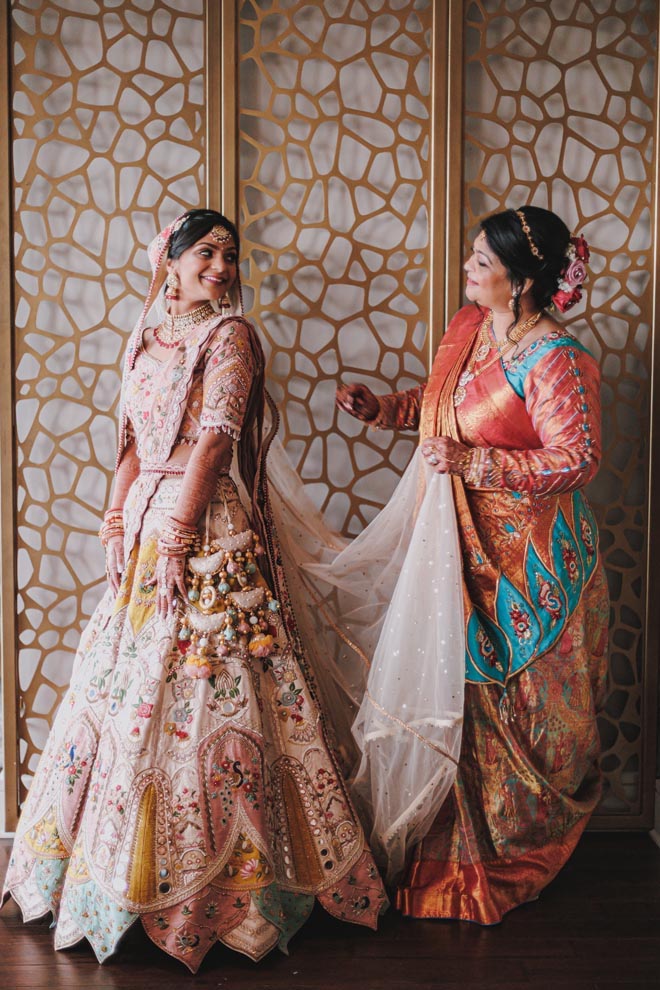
[10,0,206,802]
[463,0,658,819]
[2,0,657,831]
[237,0,433,535]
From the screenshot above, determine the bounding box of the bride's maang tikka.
[209,224,234,245]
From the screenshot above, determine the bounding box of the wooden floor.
[1,833,659,989]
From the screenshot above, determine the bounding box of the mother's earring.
[165,271,180,300]
[508,288,521,311]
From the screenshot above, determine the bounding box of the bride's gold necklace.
[153,301,216,348]
[453,309,543,407]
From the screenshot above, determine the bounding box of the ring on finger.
[428,454,439,465]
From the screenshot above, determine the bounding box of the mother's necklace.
[453,309,543,407]
[153,301,217,348]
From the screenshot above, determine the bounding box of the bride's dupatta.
[420,307,599,696]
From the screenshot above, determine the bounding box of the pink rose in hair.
[564,259,587,287]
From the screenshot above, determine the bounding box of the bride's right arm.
[100,440,140,593]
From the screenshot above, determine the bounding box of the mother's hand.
[336,382,380,422]
[421,436,472,476]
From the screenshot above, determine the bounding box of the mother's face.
[463,230,514,313]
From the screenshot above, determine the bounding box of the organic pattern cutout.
[237,0,432,535]
[464,0,658,817]
[10,0,205,799]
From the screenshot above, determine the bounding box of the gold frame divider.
[644,12,660,828]
[0,0,19,832]
[622,15,659,829]
[205,0,237,217]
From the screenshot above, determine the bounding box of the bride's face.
[168,230,238,309]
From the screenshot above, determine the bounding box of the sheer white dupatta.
[265,440,465,883]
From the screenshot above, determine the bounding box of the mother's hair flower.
[563,259,587,288]
[571,234,590,263]
[552,233,589,313]
[553,286,583,313]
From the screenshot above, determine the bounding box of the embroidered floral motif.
[106,784,127,817]
[535,573,563,623]
[580,515,595,561]
[209,757,261,812]
[509,602,532,642]
[172,787,202,836]
[276,681,317,742]
[175,928,201,953]
[560,538,580,584]
[86,667,114,703]
[476,625,501,671]
[207,671,248,718]
[220,833,271,886]
[58,742,92,795]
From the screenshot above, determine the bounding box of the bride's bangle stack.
[157,516,199,558]
[99,509,124,547]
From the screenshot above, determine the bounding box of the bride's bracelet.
[157,516,199,558]
[99,509,124,547]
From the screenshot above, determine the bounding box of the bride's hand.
[146,554,188,619]
[336,383,380,422]
[105,536,125,595]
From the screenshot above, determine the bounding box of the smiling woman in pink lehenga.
[2,209,387,971]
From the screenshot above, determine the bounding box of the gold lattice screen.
[4,0,207,818]
[1,0,658,830]
[237,0,433,535]
[462,0,659,824]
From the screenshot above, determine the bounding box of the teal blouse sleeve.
[504,334,592,398]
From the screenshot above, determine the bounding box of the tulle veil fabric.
[260,437,466,883]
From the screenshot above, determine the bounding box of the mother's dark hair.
[480,206,571,325]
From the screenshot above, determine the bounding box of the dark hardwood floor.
[1,833,659,989]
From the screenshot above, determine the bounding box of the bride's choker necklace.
[154,302,216,348]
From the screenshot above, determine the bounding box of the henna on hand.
[336,382,380,422]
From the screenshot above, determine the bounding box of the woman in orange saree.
[337,206,609,924]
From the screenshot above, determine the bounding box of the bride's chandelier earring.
[219,293,232,311]
[508,289,521,312]
[165,271,180,301]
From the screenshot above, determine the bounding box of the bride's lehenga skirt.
[2,475,386,972]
